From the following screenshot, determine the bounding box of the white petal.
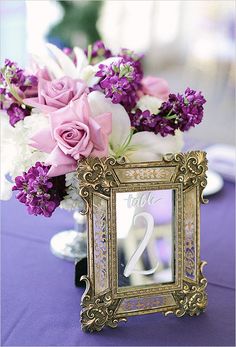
[0,113,16,173]
[73,46,88,74]
[31,53,64,79]
[46,43,78,78]
[127,149,161,162]
[0,175,13,200]
[155,130,184,154]
[137,95,163,114]
[126,131,184,162]
[80,65,99,87]
[0,114,14,200]
[87,91,131,148]
[1,112,14,140]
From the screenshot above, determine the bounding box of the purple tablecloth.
[1,181,235,346]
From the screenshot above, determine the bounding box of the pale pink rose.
[30,93,112,177]
[141,76,170,101]
[24,76,88,112]
[36,68,51,81]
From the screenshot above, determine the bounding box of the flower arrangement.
[1,41,206,217]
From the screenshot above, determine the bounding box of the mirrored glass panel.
[116,189,175,288]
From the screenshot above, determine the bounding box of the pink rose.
[141,76,170,101]
[36,68,51,81]
[30,93,112,177]
[54,120,97,160]
[24,76,88,112]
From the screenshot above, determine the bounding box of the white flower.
[60,172,85,211]
[32,44,88,80]
[32,44,121,87]
[136,95,163,114]
[87,91,183,162]
[121,130,183,162]
[0,111,49,200]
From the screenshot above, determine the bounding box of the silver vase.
[50,211,87,262]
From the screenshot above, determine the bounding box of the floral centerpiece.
[1,41,206,217]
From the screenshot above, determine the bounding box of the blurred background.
[1,3,235,345]
[0,0,235,146]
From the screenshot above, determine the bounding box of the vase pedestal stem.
[50,211,87,262]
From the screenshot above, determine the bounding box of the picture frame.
[77,151,208,332]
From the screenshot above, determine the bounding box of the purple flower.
[129,88,206,136]
[119,48,143,61]
[85,41,112,65]
[118,48,143,75]
[95,57,143,112]
[63,47,73,55]
[129,109,176,137]
[7,103,31,126]
[0,59,38,112]
[158,88,206,132]
[12,162,65,217]
[20,74,38,92]
[2,59,24,89]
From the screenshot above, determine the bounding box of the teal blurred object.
[47,0,103,48]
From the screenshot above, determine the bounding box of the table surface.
[1,180,235,346]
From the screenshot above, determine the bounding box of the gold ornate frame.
[77,151,208,332]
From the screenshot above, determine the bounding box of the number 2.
[123,212,159,278]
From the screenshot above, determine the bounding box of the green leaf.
[165,114,177,120]
[87,44,92,64]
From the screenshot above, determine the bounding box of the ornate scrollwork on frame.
[164,151,208,203]
[80,276,127,332]
[77,157,122,213]
[124,168,170,181]
[77,152,208,333]
[165,261,208,317]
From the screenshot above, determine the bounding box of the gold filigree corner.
[77,157,120,214]
[80,276,127,333]
[163,151,208,204]
[165,261,208,317]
